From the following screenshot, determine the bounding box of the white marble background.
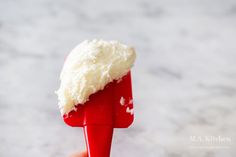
[1,0,236,157]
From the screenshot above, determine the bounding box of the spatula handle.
[83,125,113,157]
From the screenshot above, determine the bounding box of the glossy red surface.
[63,72,134,127]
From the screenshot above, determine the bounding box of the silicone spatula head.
[63,72,134,128]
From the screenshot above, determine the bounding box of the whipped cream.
[56,40,136,114]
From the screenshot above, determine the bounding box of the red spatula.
[63,72,134,157]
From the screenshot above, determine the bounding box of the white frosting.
[56,39,136,114]
[120,97,125,106]
[126,107,134,115]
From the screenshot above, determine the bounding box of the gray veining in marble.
[0,0,236,157]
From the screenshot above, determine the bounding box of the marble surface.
[1,0,236,157]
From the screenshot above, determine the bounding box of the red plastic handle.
[84,125,113,157]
